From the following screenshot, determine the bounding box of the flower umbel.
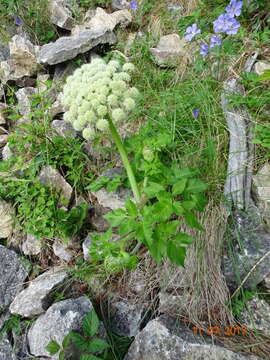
[184,23,201,41]
[226,0,243,17]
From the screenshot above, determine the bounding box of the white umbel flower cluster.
[61,58,139,140]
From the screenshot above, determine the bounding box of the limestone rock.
[253,164,270,228]
[9,267,68,317]
[240,297,270,335]
[53,240,74,261]
[0,35,39,83]
[38,26,116,65]
[21,233,43,256]
[1,143,13,160]
[0,103,7,125]
[150,34,188,67]
[124,316,261,360]
[0,199,14,238]
[0,245,28,309]
[0,135,8,146]
[112,0,129,10]
[254,61,270,76]
[27,296,92,358]
[110,300,147,337]
[0,42,10,62]
[0,335,16,360]
[51,119,76,138]
[37,73,50,92]
[15,87,36,116]
[49,0,74,30]
[39,165,73,206]
[92,186,132,210]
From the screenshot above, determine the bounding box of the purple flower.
[130,1,138,11]
[184,23,201,41]
[200,43,209,56]
[192,109,200,118]
[213,13,240,35]
[226,0,243,17]
[210,35,222,47]
[14,15,22,26]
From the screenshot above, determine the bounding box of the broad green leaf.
[142,220,153,247]
[172,179,187,196]
[151,200,174,222]
[148,236,166,264]
[167,242,187,266]
[186,179,208,193]
[62,334,71,349]
[156,220,179,237]
[182,200,196,210]
[184,212,204,231]
[45,340,60,355]
[143,182,165,198]
[156,190,172,202]
[59,350,65,360]
[69,332,88,351]
[88,338,110,352]
[83,310,100,338]
[173,201,184,215]
[125,199,138,218]
[103,209,126,227]
[190,194,206,211]
[119,217,136,236]
[173,232,193,244]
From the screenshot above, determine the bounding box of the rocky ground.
[0,0,270,359]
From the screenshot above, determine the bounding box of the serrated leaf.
[119,217,136,235]
[184,212,204,231]
[143,182,165,198]
[173,201,184,215]
[88,338,110,352]
[151,200,174,222]
[45,340,60,355]
[83,310,100,338]
[103,209,126,227]
[156,220,179,237]
[148,234,166,264]
[125,199,138,218]
[62,333,71,349]
[167,242,187,266]
[173,232,193,244]
[186,179,208,193]
[182,200,196,210]
[69,332,88,351]
[80,354,101,360]
[172,179,187,195]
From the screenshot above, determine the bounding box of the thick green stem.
[108,118,141,204]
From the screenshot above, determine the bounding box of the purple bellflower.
[192,109,200,118]
[200,43,209,57]
[210,35,222,47]
[130,1,138,11]
[226,0,243,17]
[14,15,22,26]
[184,23,201,41]
[213,13,240,35]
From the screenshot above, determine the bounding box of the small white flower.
[96,105,107,117]
[107,94,119,107]
[122,63,136,73]
[112,108,125,122]
[73,120,84,131]
[123,97,136,111]
[126,87,139,98]
[82,127,96,140]
[96,118,109,132]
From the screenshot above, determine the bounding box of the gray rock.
[254,61,270,76]
[0,135,8,146]
[150,34,188,67]
[92,186,132,210]
[0,245,28,309]
[15,87,36,116]
[9,267,68,318]
[111,0,129,10]
[264,273,270,291]
[124,316,261,360]
[51,119,76,138]
[253,164,270,228]
[37,73,50,93]
[48,93,64,118]
[21,233,42,256]
[0,42,10,62]
[39,165,73,207]
[2,144,13,161]
[110,300,147,337]
[240,297,270,335]
[0,335,16,360]
[38,27,116,66]
[0,199,14,238]
[0,35,39,83]
[27,296,92,358]
[53,240,74,261]
[0,311,10,332]
[0,103,7,125]
[49,0,74,30]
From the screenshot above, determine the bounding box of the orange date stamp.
[193,326,247,337]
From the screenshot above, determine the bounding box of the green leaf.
[173,232,193,244]
[80,354,101,360]
[119,217,136,236]
[88,338,110,353]
[59,350,65,360]
[186,179,208,193]
[156,220,179,237]
[69,332,89,351]
[173,201,184,215]
[125,199,138,218]
[62,334,71,349]
[151,200,174,222]
[83,310,100,338]
[148,234,166,264]
[103,209,126,227]
[172,179,187,195]
[184,212,204,231]
[143,182,165,198]
[45,340,60,355]
[182,200,196,210]
[167,242,187,266]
